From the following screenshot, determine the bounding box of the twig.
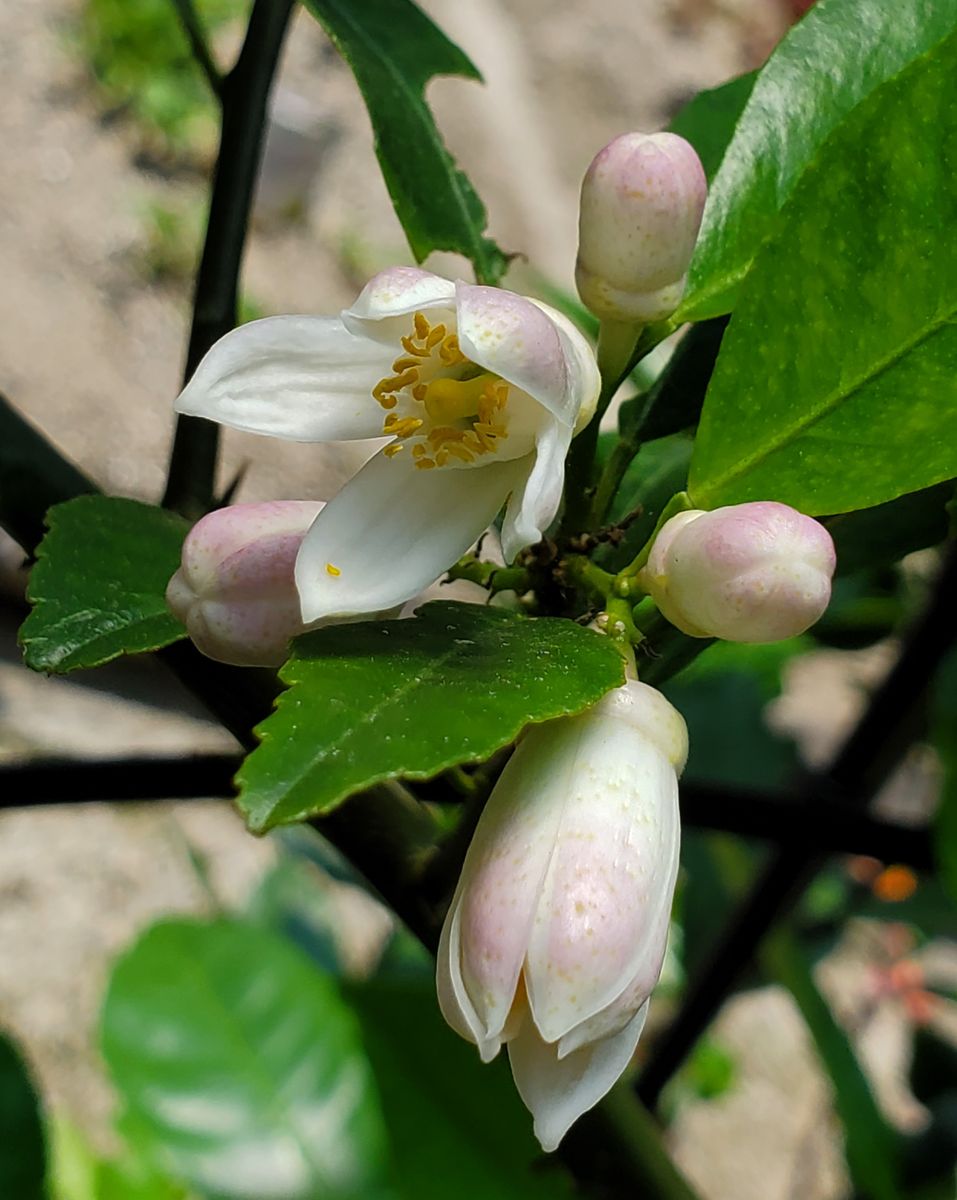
[170,0,224,98]
[0,757,933,869]
[162,0,295,517]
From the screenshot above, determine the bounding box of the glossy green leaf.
[763,930,902,1200]
[0,1030,46,1200]
[0,391,97,555]
[667,72,756,183]
[681,0,957,320]
[238,601,624,832]
[301,0,507,284]
[20,496,188,673]
[101,919,390,1200]
[825,483,953,575]
[345,977,574,1200]
[689,32,957,514]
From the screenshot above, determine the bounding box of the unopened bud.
[640,501,836,643]
[576,132,707,324]
[438,679,686,1151]
[166,500,323,666]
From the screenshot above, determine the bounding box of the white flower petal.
[449,721,575,1048]
[175,317,390,442]
[523,688,682,1045]
[436,893,494,1052]
[528,300,601,434]
[295,454,526,622]
[508,1001,649,1152]
[500,419,572,561]
[457,285,599,430]
[341,267,456,344]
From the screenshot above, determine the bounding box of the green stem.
[590,436,635,529]
[170,0,224,97]
[162,0,295,518]
[564,553,616,601]
[446,557,529,593]
[618,490,694,583]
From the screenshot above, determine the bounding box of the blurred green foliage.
[77,0,248,156]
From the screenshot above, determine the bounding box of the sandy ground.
[0,2,951,1197]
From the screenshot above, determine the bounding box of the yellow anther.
[377,394,397,410]
[414,312,430,338]
[412,443,428,458]
[475,421,507,438]
[435,449,449,466]
[412,383,427,402]
[400,334,427,356]
[445,442,476,463]
[428,425,466,447]
[415,457,437,470]
[383,413,398,428]
[384,442,404,458]
[391,355,422,373]
[439,334,464,364]
[389,417,424,439]
[426,323,447,349]
[325,563,341,577]
[462,432,487,456]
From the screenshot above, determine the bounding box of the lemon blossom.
[174,268,599,622]
[437,679,687,1151]
[166,500,324,667]
[639,501,836,643]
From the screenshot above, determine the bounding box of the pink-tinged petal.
[450,718,577,1048]
[456,284,596,429]
[167,500,325,667]
[294,454,525,622]
[175,317,390,442]
[641,501,836,643]
[522,682,685,1044]
[342,267,456,344]
[528,300,601,433]
[500,420,572,562]
[508,1001,649,1152]
[437,892,493,1051]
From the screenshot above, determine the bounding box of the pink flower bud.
[640,501,836,643]
[166,500,323,666]
[576,132,707,324]
[437,680,687,1151]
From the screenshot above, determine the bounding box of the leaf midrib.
[694,300,957,503]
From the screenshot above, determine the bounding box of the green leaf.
[20,496,188,673]
[825,483,954,575]
[667,72,756,183]
[237,601,624,832]
[0,1030,46,1200]
[762,930,902,1200]
[0,391,98,556]
[101,918,390,1200]
[688,31,957,514]
[345,977,574,1200]
[301,0,507,284]
[681,0,957,320]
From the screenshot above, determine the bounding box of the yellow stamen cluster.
[371,311,510,471]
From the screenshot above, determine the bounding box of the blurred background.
[1,1,955,1198]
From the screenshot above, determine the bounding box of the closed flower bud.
[437,680,687,1151]
[576,132,707,324]
[640,501,836,643]
[166,500,323,666]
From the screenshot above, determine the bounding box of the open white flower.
[437,679,687,1151]
[175,267,599,621]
